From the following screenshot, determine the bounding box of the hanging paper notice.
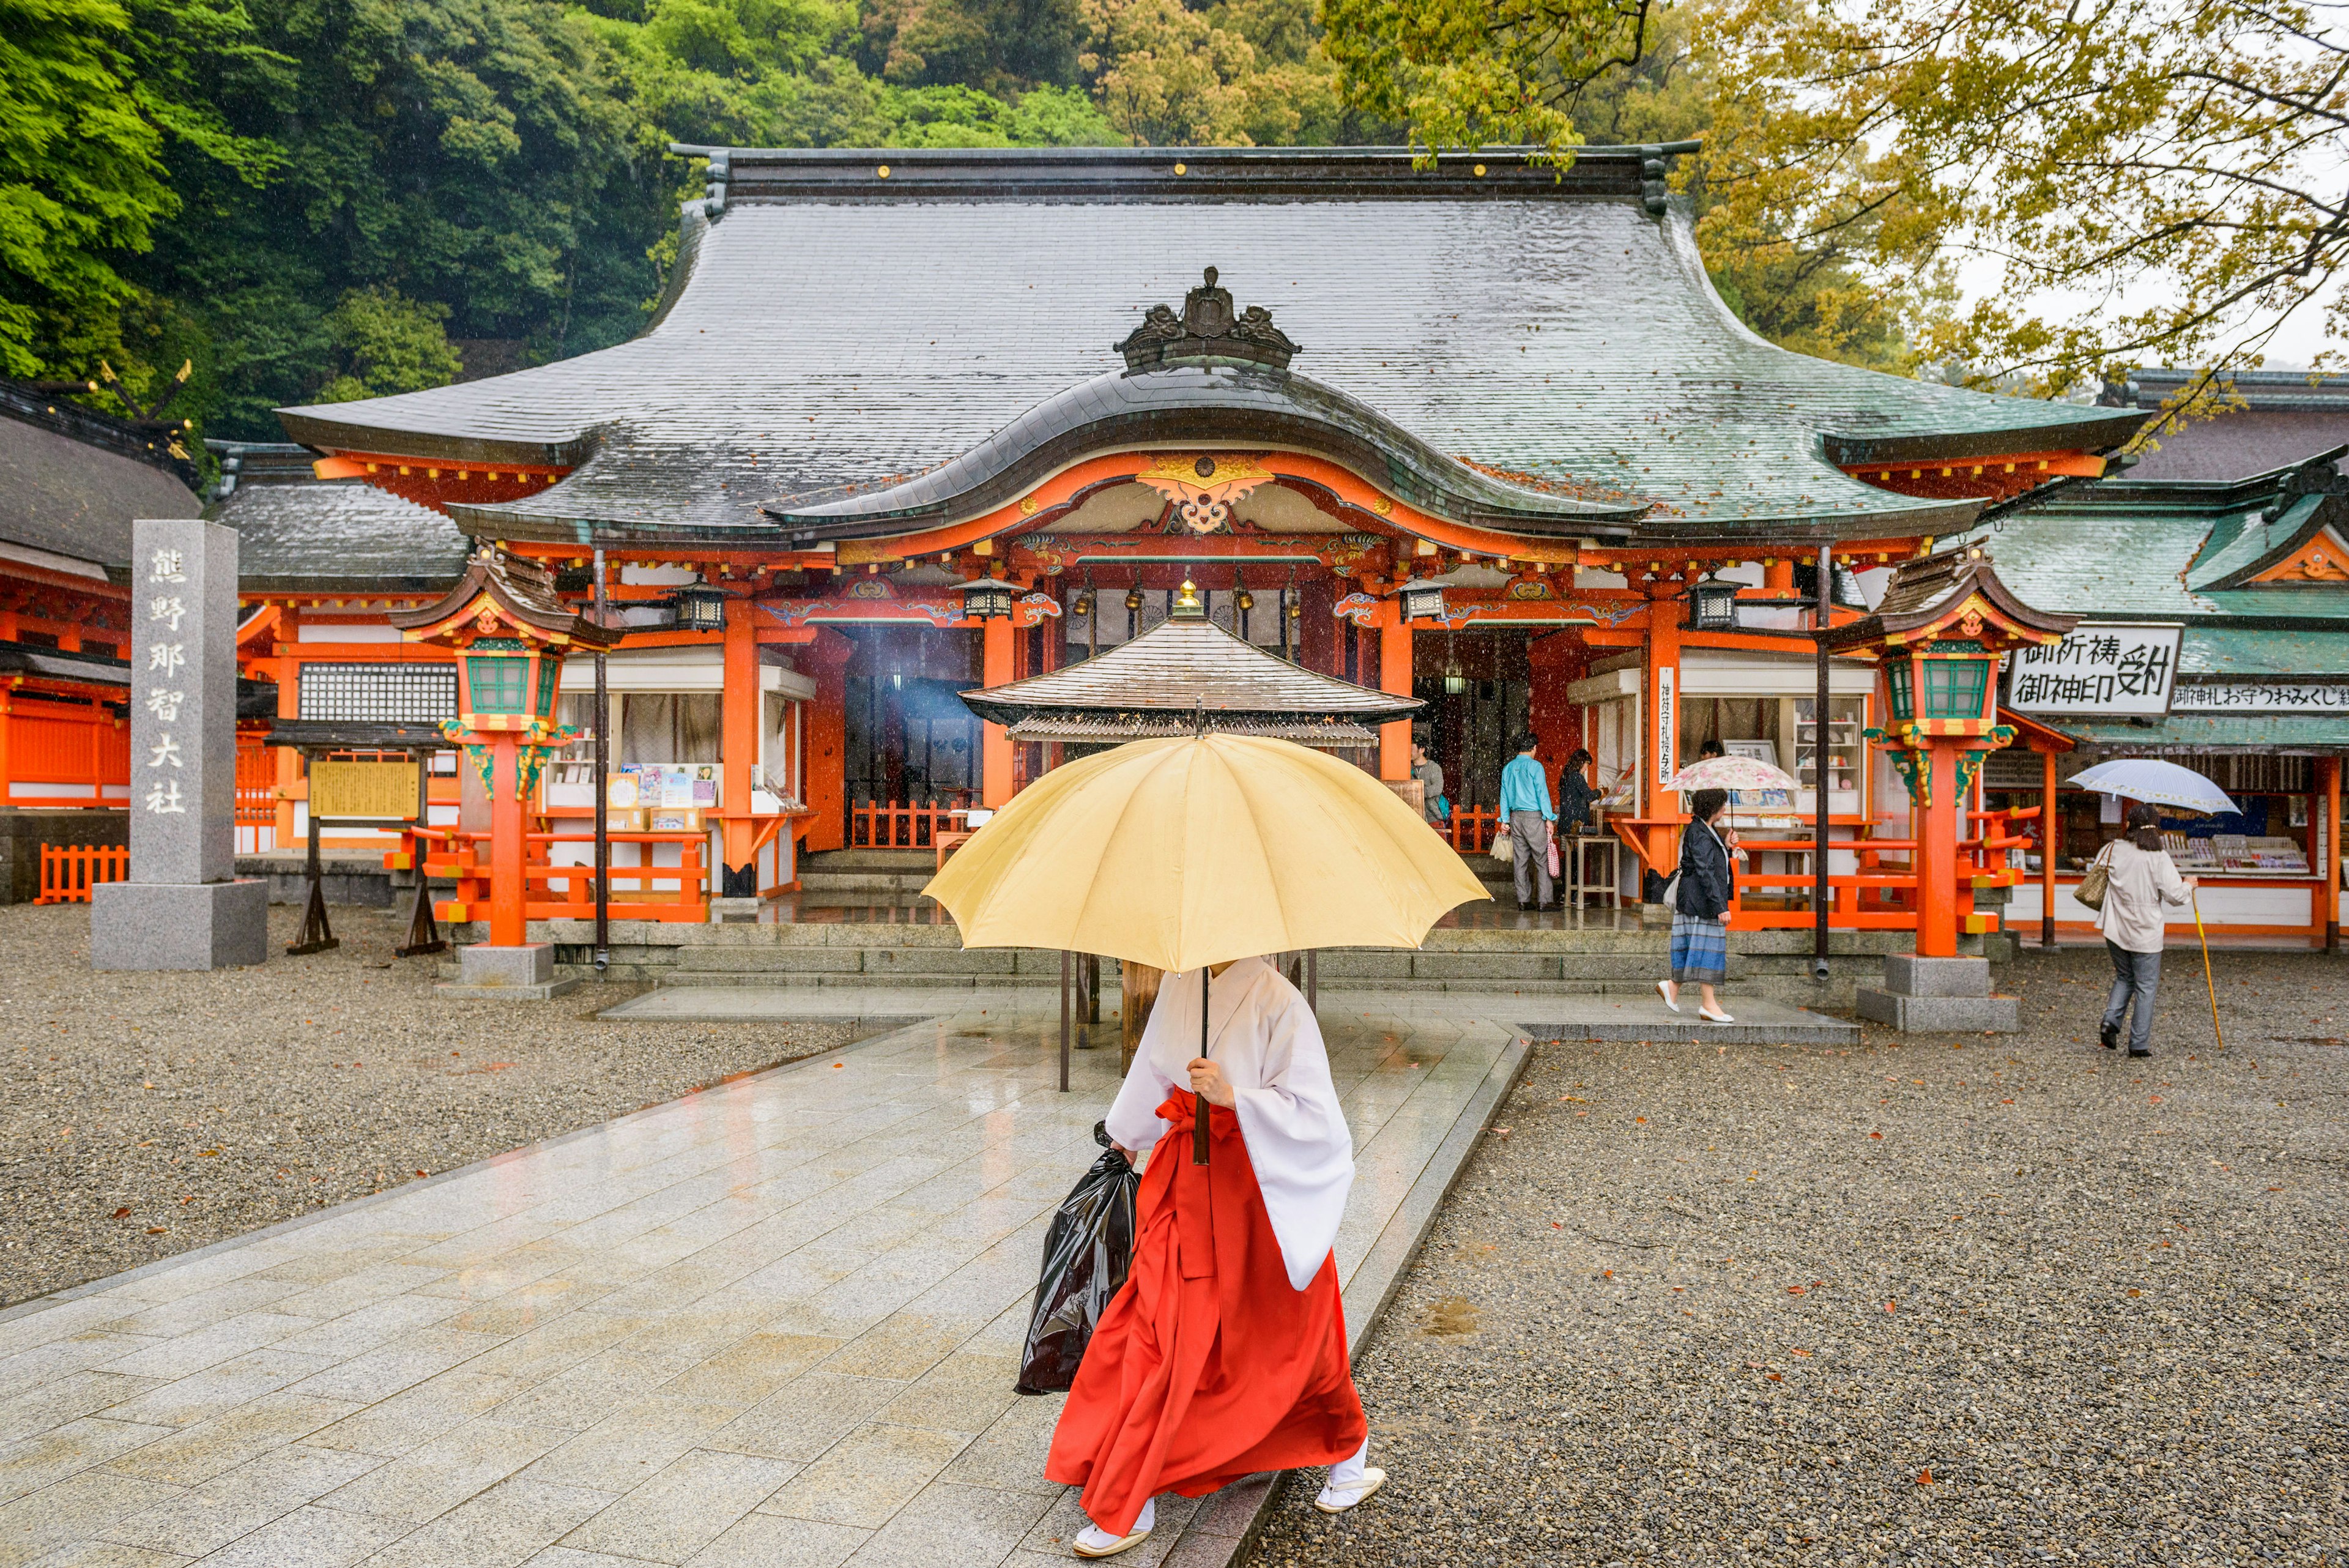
[2006,623,2182,716]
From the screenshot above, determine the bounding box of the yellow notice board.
[310,760,420,822]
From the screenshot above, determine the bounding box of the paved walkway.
[0,989,1526,1568]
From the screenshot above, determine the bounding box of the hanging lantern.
[458,637,563,724]
[670,584,730,632]
[1397,578,1448,621]
[957,577,1018,621]
[1684,574,1740,631]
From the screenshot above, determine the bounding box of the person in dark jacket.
[1557,748,1598,836]
[1657,787,1739,1024]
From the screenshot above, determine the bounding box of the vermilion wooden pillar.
[721,595,758,886]
[1379,604,1412,781]
[2041,748,2060,949]
[981,615,1015,806]
[1915,745,1961,957]
[488,734,527,946]
[1642,612,1683,883]
[2324,756,2341,952]
[274,606,302,848]
[798,629,852,853]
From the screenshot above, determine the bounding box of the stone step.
[798,871,937,896]
[801,849,941,871]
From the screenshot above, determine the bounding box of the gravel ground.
[0,902,863,1308]
[1255,945,2347,1566]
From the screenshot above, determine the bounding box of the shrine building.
[207,144,2179,946]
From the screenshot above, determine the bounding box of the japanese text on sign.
[143,549,188,813]
[2006,623,2182,716]
[2171,682,2349,713]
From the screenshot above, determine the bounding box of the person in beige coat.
[2096,803,2198,1057]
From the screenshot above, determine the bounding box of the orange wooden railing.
[1445,804,1499,853]
[34,844,128,904]
[850,799,970,850]
[414,826,711,924]
[5,699,129,806]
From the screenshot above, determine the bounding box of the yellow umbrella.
[925,733,1489,1160]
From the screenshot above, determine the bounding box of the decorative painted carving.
[1135,454,1275,535]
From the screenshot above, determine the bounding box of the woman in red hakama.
[1045,957,1383,1558]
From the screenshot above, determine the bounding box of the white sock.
[1082,1498,1152,1540]
[1326,1436,1370,1490]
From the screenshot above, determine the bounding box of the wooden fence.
[34,844,128,904]
[850,800,971,850]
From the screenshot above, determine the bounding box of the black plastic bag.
[1015,1121,1140,1395]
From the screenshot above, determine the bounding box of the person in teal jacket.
[1498,734,1555,910]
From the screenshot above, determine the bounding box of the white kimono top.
[1104,956,1355,1291]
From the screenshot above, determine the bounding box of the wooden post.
[1915,745,1960,957]
[489,734,527,946]
[981,615,1015,807]
[1813,543,1831,972]
[2324,756,2340,953]
[1379,603,1412,781]
[273,609,300,851]
[721,595,758,894]
[1120,960,1162,1075]
[2041,747,2060,949]
[1642,607,1682,891]
[396,750,445,957]
[287,793,338,956]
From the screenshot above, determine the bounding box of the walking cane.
[2191,888,2224,1050]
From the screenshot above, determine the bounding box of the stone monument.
[91,519,269,968]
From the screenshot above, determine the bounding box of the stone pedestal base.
[91,879,269,970]
[436,941,579,1000]
[1856,953,2019,1031]
[709,896,762,924]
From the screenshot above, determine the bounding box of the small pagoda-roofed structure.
[959,578,1420,750]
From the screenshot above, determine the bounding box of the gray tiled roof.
[961,609,1420,725]
[1962,458,2349,652]
[1,392,200,572]
[208,453,469,592]
[275,147,2142,548]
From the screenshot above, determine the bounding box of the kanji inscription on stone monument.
[91,519,267,969]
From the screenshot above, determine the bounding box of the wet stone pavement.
[0,989,1525,1567]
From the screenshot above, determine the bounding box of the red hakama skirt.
[1044,1092,1366,1536]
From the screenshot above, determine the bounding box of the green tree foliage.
[311,286,467,403]
[0,0,277,382]
[1323,0,2349,400]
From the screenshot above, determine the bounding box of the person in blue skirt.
[1657,787,1740,1024]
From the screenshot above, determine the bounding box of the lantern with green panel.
[1882,637,1997,729]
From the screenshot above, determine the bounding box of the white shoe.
[1072,1523,1150,1558]
[1699,1005,1735,1024]
[1656,979,1680,1013]
[1313,1466,1387,1513]
[1073,1499,1154,1558]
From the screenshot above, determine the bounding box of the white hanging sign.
[2171,682,2349,714]
[2006,623,2182,716]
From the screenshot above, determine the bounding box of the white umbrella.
[1660,754,1802,793]
[2066,759,2238,816]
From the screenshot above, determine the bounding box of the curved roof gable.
[275,147,2143,546]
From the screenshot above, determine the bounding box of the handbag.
[1545,825,1560,879]
[2074,842,2115,911]
[1488,820,1513,863]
